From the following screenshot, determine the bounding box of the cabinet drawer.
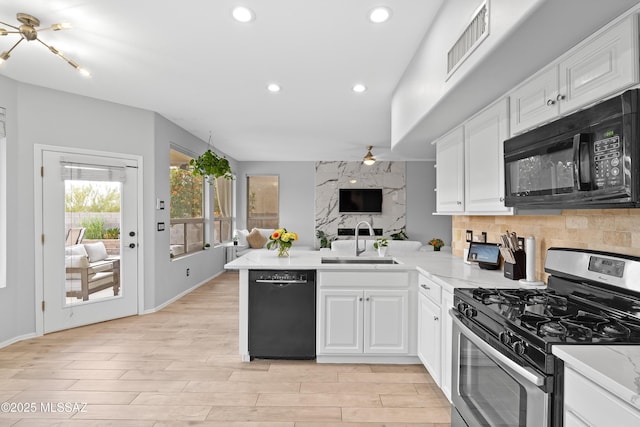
[564,367,640,426]
[319,271,409,287]
[418,274,441,304]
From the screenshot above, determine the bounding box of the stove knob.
[464,307,477,318]
[512,341,526,355]
[456,302,467,313]
[499,331,510,345]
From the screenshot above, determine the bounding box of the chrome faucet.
[354,221,374,256]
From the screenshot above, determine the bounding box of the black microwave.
[504,89,640,209]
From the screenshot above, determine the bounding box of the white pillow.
[84,242,108,263]
[65,244,88,257]
[235,229,250,247]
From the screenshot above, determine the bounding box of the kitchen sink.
[321,257,400,264]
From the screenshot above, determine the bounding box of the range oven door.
[450,310,550,427]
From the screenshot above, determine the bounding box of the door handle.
[129,243,136,249]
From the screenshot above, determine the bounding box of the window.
[213,176,233,244]
[247,175,279,229]
[0,107,5,288]
[169,148,204,257]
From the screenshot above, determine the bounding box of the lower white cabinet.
[417,272,455,401]
[418,291,441,384]
[319,287,409,355]
[563,366,640,426]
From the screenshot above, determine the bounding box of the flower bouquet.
[267,228,298,257]
[428,238,445,251]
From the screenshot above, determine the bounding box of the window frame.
[246,175,279,230]
[213,174,235,245]
[169,147,205,258]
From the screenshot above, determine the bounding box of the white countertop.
[224,248,540,292]
[553,345,640,410]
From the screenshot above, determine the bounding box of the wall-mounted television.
[339,188,383,213]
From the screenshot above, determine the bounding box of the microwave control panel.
[593,135,622,188]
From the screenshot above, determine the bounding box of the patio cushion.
[65,244,88,257]
[84,242,109,263]
[65,254,93,279]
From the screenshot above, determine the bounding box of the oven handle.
[450,309,545,387]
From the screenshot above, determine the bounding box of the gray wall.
[236,162,316,248]
[406,161,452,246]
[0,75,231,345]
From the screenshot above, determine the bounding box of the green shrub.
[82,216,105,239]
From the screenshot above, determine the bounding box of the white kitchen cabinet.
[318,289,363,354]
[510,14,638,135]
[364,290,409,353]
[563,366,640,426]
[435,126,465,213]
[319,288,408,355]
[464,98,512,214]
[440,289,454,401]
[417,272,455,401]
[418,291,441,385]
[318,271,411,357]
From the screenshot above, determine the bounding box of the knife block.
[504,250,526,280]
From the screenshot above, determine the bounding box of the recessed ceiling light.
[267,83,281,93]
[369,6,392,23]
[352,84,367,93]
[232,6,255,23]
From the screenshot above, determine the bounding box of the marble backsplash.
[315,161,406,243]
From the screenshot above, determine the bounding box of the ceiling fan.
[0,12,90,76]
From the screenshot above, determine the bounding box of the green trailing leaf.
[190,149,233,183]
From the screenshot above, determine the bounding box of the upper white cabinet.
[464,98,511,214]
[510,14,639,135]
[435,99,511,215]
[435,127,465,213]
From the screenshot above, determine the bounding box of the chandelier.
[0,12,90,77]
[363,145,376,166]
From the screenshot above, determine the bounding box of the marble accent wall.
[315,161,406,242]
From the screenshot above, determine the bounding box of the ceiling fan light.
[232,6,255,23]
[0,51,9,63]
[52,22,71,31]
[0,28,7,36]
[77,67,91,77]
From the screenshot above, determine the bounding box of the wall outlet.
[466,230,473,243]
[186,268,190,277]
[481,232,487,243]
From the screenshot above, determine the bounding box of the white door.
[318,289,363,354]
[364,290,408,354]
[435,126,465,213]
[418,292,441,384]
[41,150,139,333]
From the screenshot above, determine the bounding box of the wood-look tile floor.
[0,272,451,426]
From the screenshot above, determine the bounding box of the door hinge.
[41,234,45,244]
[41,166,44,177]
[41,300,45,312]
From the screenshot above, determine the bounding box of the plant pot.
[377,247,388,257]
[434,246,441,251]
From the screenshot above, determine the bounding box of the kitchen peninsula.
[224,248,533,364]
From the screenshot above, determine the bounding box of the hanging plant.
[189,149,233,183]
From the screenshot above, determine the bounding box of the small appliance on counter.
[466,241,501,270]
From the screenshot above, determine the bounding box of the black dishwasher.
[248,270,316,359]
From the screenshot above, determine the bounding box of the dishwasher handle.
[255,279,309,284]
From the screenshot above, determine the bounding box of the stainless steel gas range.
[450,247,640,427]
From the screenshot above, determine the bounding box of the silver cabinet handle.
[434,316,439,321]
[499,196,504,202]
[366,297,370,301]
[546,99,555,106]
[557,94,566,101]
[420,284,430,290]
[359,297,363,301]
[456,201,462,205]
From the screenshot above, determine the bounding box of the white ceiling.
[0,0,444,162]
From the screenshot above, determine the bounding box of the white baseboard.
[142,270,225,315]
[316,355,421,364]
[0,332,38,350]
